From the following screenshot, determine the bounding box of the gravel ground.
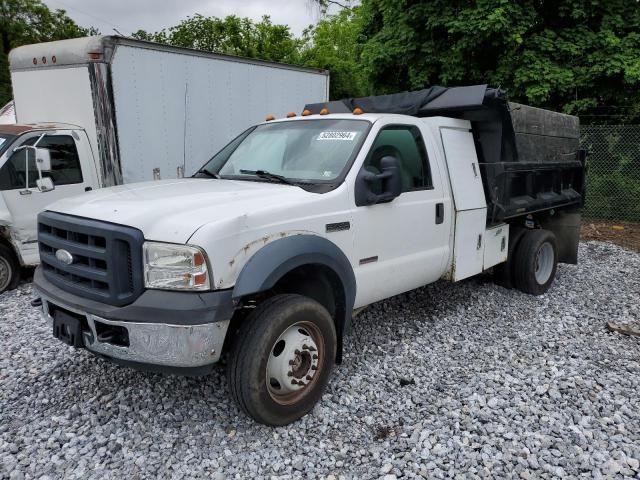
[1,241,639,480]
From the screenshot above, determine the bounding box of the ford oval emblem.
[55,249,74,265]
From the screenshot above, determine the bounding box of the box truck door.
[0,130,99,265]
[351,121,451,308]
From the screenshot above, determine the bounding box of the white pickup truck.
[33,86,586,425]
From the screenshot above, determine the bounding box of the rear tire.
[513,229,558,295]
[0,244,20,294]
[226,294,336,426]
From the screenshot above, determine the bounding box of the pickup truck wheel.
[513,229,558,295]
[0,245,20,293]
[226,294,336,426]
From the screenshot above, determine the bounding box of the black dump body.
[305,85,586,224]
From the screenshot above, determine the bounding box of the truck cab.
[33,86,585,426]
[0,124,99,290]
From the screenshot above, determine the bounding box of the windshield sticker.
[317,131,357,141]
[0,138,5,148]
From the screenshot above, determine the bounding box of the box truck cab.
[0,36,328,291]
[33,85,586,426]
[0,123,100,290]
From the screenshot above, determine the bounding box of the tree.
[133,15,302,65]
[0,0,95,106]
[301,7,369,99]
[359,0,640,122]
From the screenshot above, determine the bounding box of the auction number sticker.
[317,131,357,141]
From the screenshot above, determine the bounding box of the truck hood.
[46,179,316,243]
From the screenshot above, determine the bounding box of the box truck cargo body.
[0,36,328,290]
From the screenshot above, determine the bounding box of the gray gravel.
[1,241,639,479]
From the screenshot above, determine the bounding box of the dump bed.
[306,85,586,223]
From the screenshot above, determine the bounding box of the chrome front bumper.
[41,295,230,368]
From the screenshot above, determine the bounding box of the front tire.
[226,294,336,426]
[0,244,20,294]
[513,229,558,295]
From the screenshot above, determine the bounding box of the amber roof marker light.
[319,108,329,115]
[353,107,364,115]
[286,112,296,118]
[301,109,312,116]
[265,114,275,121]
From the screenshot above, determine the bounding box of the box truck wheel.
[226,294,336,426]
[513,229,558,295]
[0,244,20,293]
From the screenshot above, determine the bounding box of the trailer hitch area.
[94,321,130,347]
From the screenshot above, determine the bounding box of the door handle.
[85,187,92,192]
[435,202,444,224]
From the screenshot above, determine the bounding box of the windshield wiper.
[194,168,220,179]
[239,169,299,187]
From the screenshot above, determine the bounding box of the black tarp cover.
[304,84,517,164]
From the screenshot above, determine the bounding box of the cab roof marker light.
[286,112,296,118]
[88,52,102,60]
[301,109,312,116]
[265,114,275,121]
[319,108,329,115]
[353,107,364,115]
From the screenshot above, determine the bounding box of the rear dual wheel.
[226,294,336,426]
[512,229,558,295]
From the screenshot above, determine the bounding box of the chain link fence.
[580,125,640,222]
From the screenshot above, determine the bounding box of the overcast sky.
[42,0,333,38]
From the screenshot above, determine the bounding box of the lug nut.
[295,349,301,355]
[291,379,298,385]
[302,345,309,350]
[306,375,312,380]
[287,371,293,377]
[308,346,317,352]
[311,365,318,371]
[289,360,295,365]
[313,354,318,360]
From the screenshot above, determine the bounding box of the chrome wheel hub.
[534,242,554,284]
[266,323,320,397]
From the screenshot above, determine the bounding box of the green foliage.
[0,0,95,105]
[133,15,302,65]
[301,7,368,99]
[359,0,640,122]
[581,126,640,221]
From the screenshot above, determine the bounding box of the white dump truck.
[0,36,329,291]
[33,85,586,426]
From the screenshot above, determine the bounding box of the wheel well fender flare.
[231,235,356,352]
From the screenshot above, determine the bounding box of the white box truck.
[0,36,329,291]
[33,85,586,426]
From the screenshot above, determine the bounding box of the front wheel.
[0,245,20,294]
[226,294,336,426]
[513,229,558,295]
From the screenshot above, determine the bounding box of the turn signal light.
[88,52,102,60]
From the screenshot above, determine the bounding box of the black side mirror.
[355,155,403,206]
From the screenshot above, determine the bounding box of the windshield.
[199,119,370,185]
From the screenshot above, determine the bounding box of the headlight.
[143,242,211,291]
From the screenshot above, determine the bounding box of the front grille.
[38,211,144,306]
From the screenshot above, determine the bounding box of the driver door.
[0,130,99,263]
[351,119,451,308]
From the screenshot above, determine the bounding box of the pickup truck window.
[0,135,83,190]
[364,125,433,192]
[203,119,370,184]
